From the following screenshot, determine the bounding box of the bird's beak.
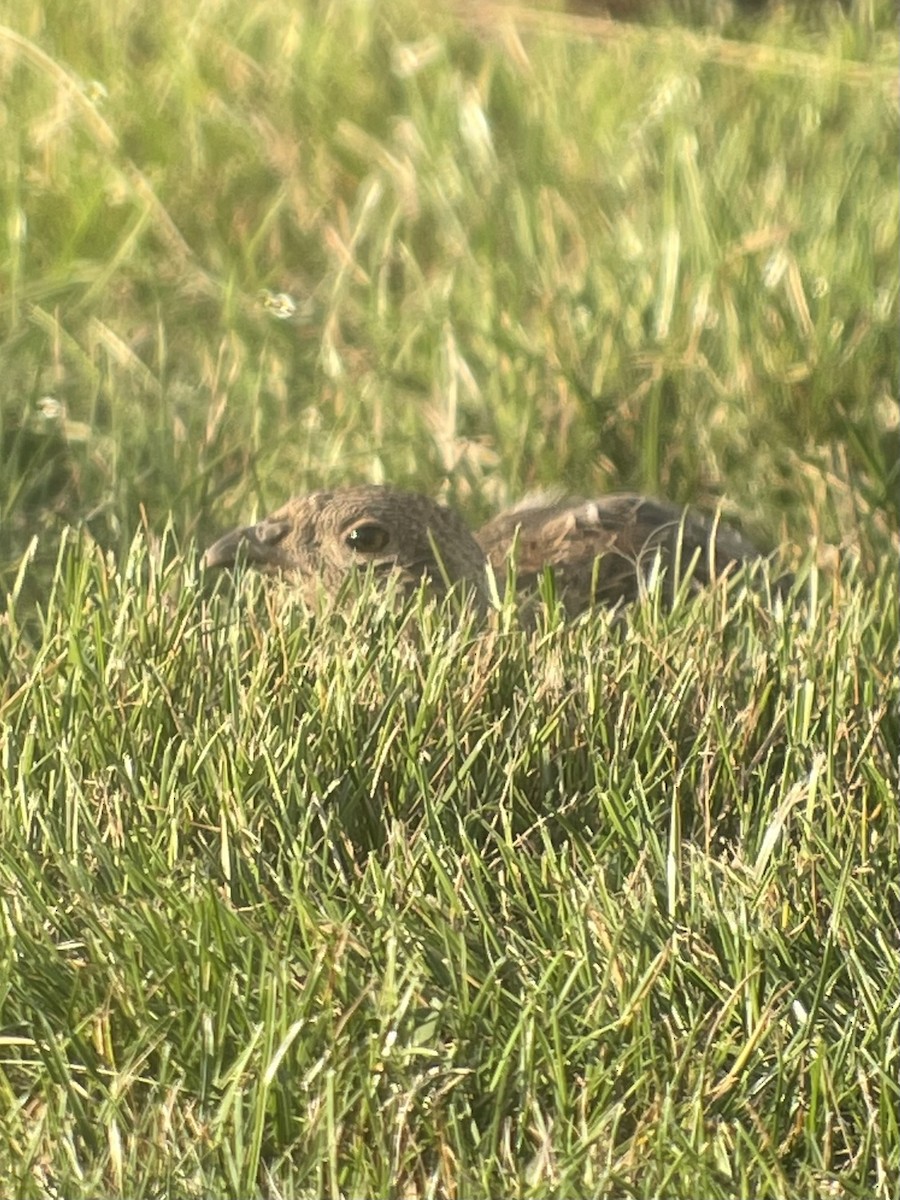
[202,525,250,569]
[202,518,293,571]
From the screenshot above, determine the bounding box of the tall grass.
[0,0,896,576]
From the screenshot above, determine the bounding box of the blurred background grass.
[0,0,896,588]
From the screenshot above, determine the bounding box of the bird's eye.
[344,522,391,554]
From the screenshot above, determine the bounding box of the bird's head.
[203,485,488,604]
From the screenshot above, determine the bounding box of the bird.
[475,492,776,616]
[202,484,490,606]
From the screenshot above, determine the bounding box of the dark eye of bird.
[345,522,391,554]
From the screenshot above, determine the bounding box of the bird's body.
[203,484,489,605]
[475,493,767,615]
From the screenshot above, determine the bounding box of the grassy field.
[0,0,898,1196]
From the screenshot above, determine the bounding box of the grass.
[0,0,897,1195]
[1,538,897,1197]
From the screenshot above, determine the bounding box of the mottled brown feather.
[476,493,769,615]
